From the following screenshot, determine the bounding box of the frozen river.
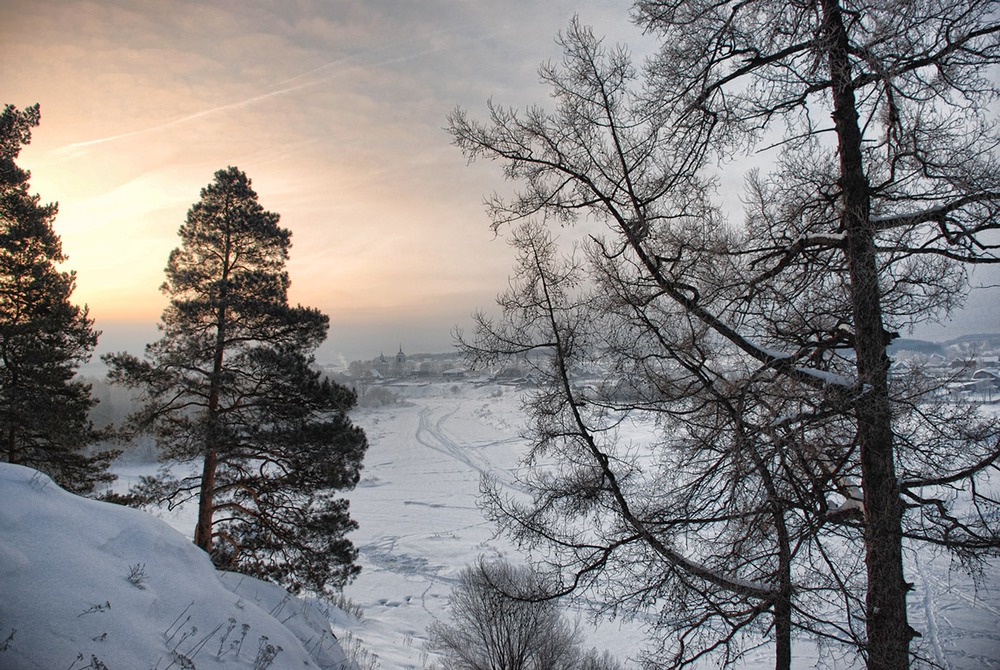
[113,380,1000,669]
[340,382,1000,669]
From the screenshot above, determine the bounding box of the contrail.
[53,25,480,157]
[56,77,328,153]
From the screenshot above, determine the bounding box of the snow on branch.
[870,193,1000,231]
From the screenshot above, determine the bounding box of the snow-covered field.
[4,379,998,669]
[339,381,1000,669]
[339,382,649,668]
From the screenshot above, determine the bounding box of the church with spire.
[372,345,408,378]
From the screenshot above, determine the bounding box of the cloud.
[2,0,645,352]
[49,13,503,158]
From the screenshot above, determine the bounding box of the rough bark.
[819,0,913,666]
[194,448,217,552]
[194,205,231,554]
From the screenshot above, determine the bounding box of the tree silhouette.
[106,166,367,595]
[0,103,114,493]
[428,559,622,670]
[451,5,1000,667]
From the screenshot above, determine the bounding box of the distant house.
[373,352,391,377]
[495,366,525,381]
[927,353,947,366]
[972,369,1000,390]
[946,369,1000,400]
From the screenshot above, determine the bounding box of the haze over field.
[7,380,1000,668]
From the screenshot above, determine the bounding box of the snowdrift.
[0,463,354,669]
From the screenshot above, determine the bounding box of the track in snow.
[413,405,526,493]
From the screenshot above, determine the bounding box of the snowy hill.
[0,463,354,670]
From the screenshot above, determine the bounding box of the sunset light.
[1,0,641,359]
[4,2,1000,668]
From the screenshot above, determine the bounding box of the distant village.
[341,347,470,382]
[325,346,544,406]
[890,334,1000,403]
[329,333,1000,407]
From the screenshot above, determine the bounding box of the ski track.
[356,401,522,588]
[915,553,950,670]
[339,390,537,669]
[910,551,1000,669]
[111,387,1000,670]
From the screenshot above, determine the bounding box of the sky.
[1,0,645,363]
[2,0,996,365]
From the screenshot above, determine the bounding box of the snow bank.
[0,463,354,670]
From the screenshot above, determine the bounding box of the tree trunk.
[7,426,17,465]
[819,1,913,668]
[195,301,228,554]
[194,448,217,552]
[194,207,233,555]
[6,361,19,464]
[773,508,793,670]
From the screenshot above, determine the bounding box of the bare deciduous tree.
[427,559,621,670]
[466,222,866,668]
[450,4,1000,668]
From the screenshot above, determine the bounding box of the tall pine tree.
[106,166,367,595]
[0,103,113,494]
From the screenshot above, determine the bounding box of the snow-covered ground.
[338,382,650,668]
[5,380,997,669]
[338,381,1000,669]
[0,462,354,669]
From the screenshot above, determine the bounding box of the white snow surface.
[338,382,649,668]
[0,462,354,670]
[5,381,998,669]
[338,383,1000,669]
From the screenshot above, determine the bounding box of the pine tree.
[105,166,367,595]
[0,103,114,494]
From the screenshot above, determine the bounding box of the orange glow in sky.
[1,0,643,358]
[3,1,995,360]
